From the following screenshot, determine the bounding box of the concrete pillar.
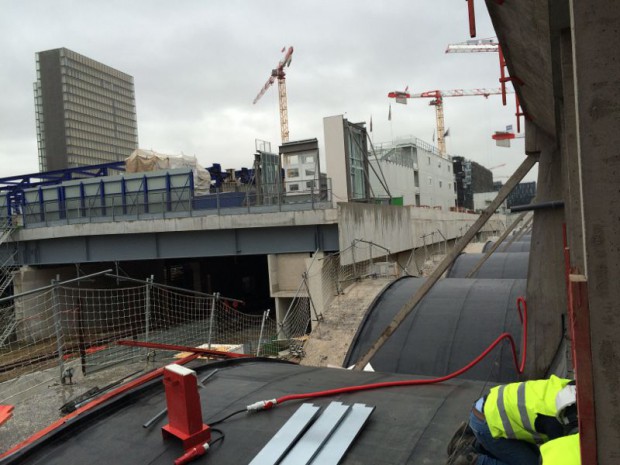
[13,265,74,343]
[274,297,292,331]
[559,31,585,270]
[570,0,620,460]
[305,251,325,318]
[524,121,566,378]
[267,253,310,327]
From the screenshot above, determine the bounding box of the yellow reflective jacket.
[483,375,571,444]
[540,433,580,464]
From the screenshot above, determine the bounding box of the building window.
[287,168,299,178]
[428,177,433,185]
[289,184,299,191]
[305,169,315,176]
[439,181,443,188]
[306,181,315,188]
[428,157,431,165]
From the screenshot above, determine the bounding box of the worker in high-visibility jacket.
[447,376,573,465]
[539,434,580,465]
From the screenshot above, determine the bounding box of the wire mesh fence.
[276,281,313,359]
[322,240,399,295]
[0,242,400,403]
[0,274,276,405]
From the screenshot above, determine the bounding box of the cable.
[209,428,225,447]
[207,408,246,426]
[247,297,528,412]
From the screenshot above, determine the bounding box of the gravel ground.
[301,278,393,369]
[0,357,154,454]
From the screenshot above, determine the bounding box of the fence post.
[51,275,65,382]
[351,241,357,280]
[145,275,153,344]
[256,309,270,357]
[207,292,219,349]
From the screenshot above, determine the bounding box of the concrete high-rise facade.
[34,47,138,172]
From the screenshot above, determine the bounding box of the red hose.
[274,297,527,406]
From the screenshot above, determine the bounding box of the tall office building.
[34,47,138,172]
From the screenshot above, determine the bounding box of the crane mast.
[253,46,294,143]
[388,87,510,157]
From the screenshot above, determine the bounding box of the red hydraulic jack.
[161,364,211,464]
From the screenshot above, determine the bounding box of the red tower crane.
[253,46,294,143]
[388,87,513,156]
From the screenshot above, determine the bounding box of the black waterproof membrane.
[0,358,488,465]
[344,278,527,383]
[482,240,531,253]
[446,252,529,279]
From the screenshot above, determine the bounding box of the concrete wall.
[337,202,505,266]
[323,115,348,206]
[524,123,567,378]
[267,253,310,296]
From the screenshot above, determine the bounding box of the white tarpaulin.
[125,149,211,195]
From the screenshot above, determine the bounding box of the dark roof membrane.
[1,358,487,465]
[344,278,526,383]
[482,240,531,253]
[446,252,530,279]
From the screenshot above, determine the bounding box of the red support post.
[515,94,523,133]
[499,46,507,106]
[467,0,476,38]
[161,364,211,450]
[567,271,598,465]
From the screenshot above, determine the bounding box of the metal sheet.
[280,402,351,465]
[249,403,320,465]
[311,403,375,465]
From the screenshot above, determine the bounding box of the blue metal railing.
[16,176,332,228]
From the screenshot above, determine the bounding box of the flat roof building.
[34,48,138,172]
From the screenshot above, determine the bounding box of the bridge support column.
[13,265,74,343]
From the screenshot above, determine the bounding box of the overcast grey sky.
[0,0,532,181]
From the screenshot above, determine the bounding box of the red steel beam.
[467,0,476,37]
[567,271,598,465]
[116,340,251,358]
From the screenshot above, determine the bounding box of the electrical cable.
[247,297,528,412]
[209,428,225,447]
[207,408,247,426]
